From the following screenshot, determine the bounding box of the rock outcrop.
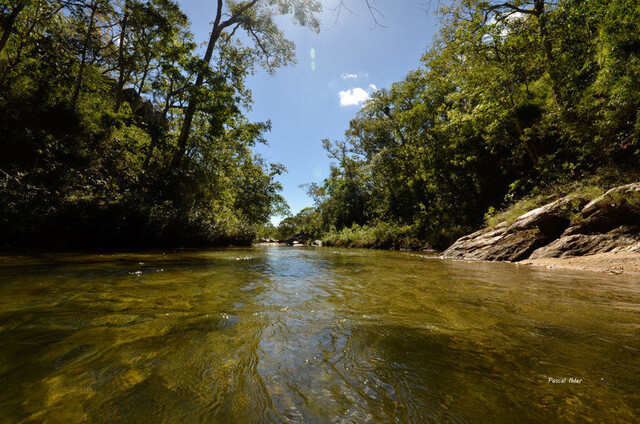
[529,232,640,259]
[443,183,640,262]
[256,238,279,244]
[284,233,306,246]
[508,197,587,236]
[442,224,550,262]
[121,88,168,129]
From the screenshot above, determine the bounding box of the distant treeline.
[270,0,640,249]
[0,0,320,248]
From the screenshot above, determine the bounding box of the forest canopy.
[0,0,320,248]
[277,0,640,248]
[2,0,639,250]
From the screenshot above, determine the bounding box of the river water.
[0,246,638,423]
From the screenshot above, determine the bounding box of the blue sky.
[178,1,439,224]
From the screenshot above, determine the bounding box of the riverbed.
[0,246,638,423]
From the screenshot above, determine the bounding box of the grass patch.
[483,169,640,228]
[599,188,640,211]
[322,222,426,250]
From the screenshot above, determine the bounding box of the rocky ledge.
[443,183,640,263]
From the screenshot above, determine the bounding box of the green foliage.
[322,223,424,250]
[485,168,640,228]
[264,207,323,241]
[311,0,640,249]
[0,0,303,248]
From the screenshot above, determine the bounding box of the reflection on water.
[0,247,638,423]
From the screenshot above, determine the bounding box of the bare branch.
[364,0,387,29]
[246,23,272,68]
[327,0,387,30]
[488,2,535,16]
[327,1,357,29]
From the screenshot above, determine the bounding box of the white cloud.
[486,11,527,38]
[338,84,378,107]
[341,72,370,80]
[339,88,370,107]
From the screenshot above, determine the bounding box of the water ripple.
[0,247,639,423]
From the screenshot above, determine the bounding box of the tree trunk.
[171,0,258,169]
[71,0,98,106]
[170,25,222,168]
[534,0,563,110]
[137,55,151,96]
[0,2,26,55]
[114,2,129,113]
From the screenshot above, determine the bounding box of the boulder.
[582,183,640,218]
[507,196,587,237]
[442,223,509,260]
[560,226,581,237]
[256,238,278,243]
[529,229,640,259]
[443,183,640,262]
[481,229,550,262]
[565,183,640,235]
[442,224,549,262]
[285,233,307,246]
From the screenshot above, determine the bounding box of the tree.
[171,0,321,168]
[0,0,27,54]
[310,0,640,248]
[0,0,300,248]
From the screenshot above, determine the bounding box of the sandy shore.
[519,250,640,275]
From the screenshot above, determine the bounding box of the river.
[0,246,638,423]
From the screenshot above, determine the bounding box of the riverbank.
[443,182,640,276]
[520,249,640,275]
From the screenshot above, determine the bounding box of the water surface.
[0,247,638,423]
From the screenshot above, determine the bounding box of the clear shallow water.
[0,246,638,423]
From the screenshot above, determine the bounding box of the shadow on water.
[0,246,638,423]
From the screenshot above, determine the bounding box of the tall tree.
[171,0,321,168]
[0,0,27,54]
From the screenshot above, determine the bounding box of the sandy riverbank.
[519,248,640,275]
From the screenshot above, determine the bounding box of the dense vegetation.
[3,0,639,250]
[0,0,320,248]
[274,0,640,249]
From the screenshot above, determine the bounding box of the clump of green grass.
[600,189,640,211]
[482,172,635,228]
[484,195,552,228]
[322,222,425,250]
